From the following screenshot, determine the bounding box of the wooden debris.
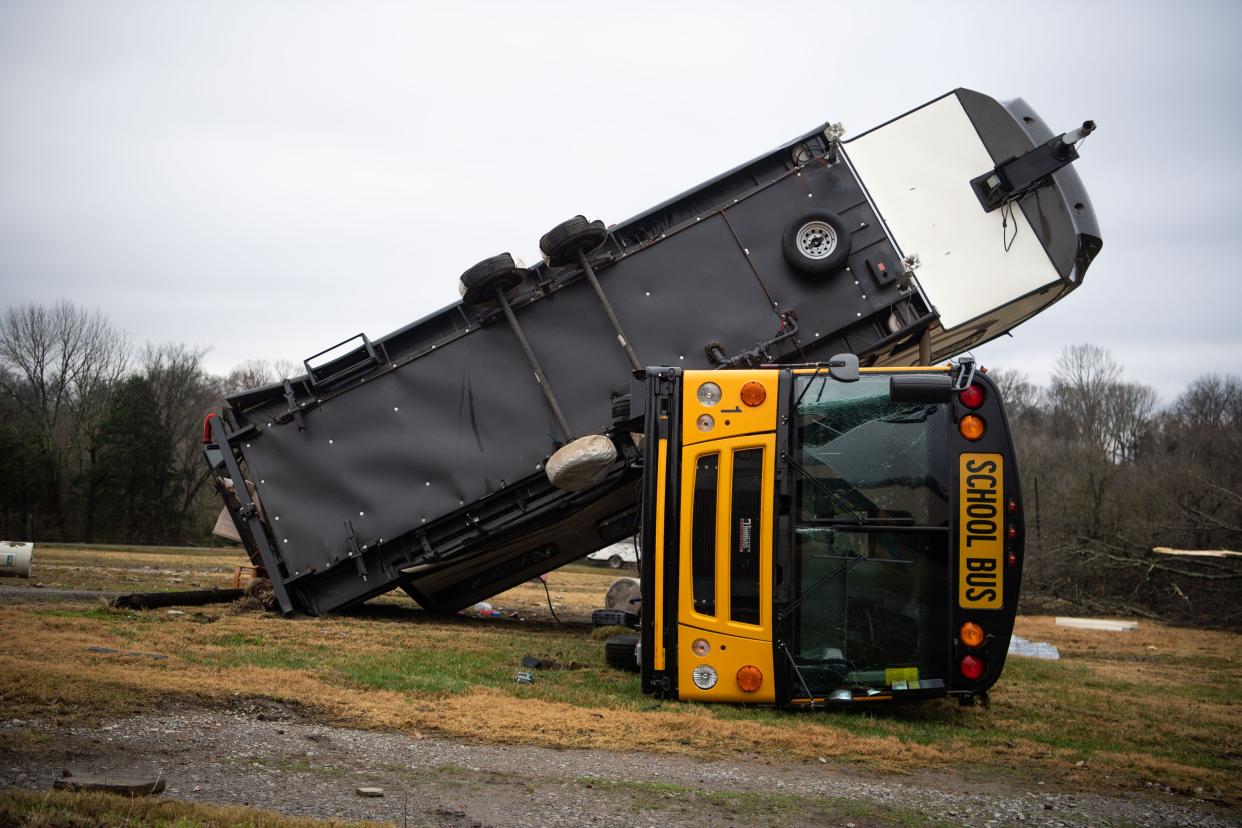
[54,775,166,796]
[1152,546,1241,559]
[110,587,243,610]
[1055,617,1138,632]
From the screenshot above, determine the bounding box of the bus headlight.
[691,664,718,690]
[696,382,722,407]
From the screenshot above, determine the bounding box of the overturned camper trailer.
[204,88,1100,616]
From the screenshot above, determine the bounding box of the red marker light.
[960,655,985,681]
[1008,498,1017,514]
[1008,552,1018,566]
[202,412,217,444]
[959,383,986,410]
[1008,525,1017,540]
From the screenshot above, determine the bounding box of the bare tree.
[223,358,300,397]
[0,300,129,536]
[1102,381,1159,463]
[142,343,223,538]
[1049,343,1122,450]
[987,368,1041,426]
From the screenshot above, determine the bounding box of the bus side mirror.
[890,374,953,403]
[827,353,859,382]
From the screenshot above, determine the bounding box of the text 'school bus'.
[635,356,1019,706]
[205,89,1089,618]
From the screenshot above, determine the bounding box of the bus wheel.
[458,253,530,306]
[539,215,608,267]
[604,633,640,671]
[781,210,851,274]
[608,555,623,569]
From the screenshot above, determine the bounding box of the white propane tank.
[0,541,32,578]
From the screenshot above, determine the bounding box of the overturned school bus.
[203,88,1098,620]
[615,356,1021,706]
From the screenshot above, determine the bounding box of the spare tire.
[781,210,851,274]
[540,216,608,268]
[604,633,640,671]
[458,252,530,306]
[604,576,641,613]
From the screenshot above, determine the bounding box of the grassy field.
[1,544,1239,808]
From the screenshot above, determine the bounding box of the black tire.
[781,210,852,274]
[458,252,530,306]
[539,216,608,268]
[604,633,640,671]
[592,608,639,629]
[607,555,623,569]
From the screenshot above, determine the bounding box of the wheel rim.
[796,220,838,260]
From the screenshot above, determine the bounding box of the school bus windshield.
[790,374,951,694]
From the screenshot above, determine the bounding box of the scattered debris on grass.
[1055,617,1139,632]
[1008,635,1060,660]
[53,775,166,795]
[85,646,167,660]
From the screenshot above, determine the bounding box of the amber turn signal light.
[959,621,985,648]
[959,414,985,441]
[736,665,763,693]
[740,381,767,407]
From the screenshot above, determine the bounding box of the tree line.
[0,300,292,545]
[1,301,1238,625]
[993,344,1242,628]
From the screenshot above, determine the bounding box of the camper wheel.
[540,216,608,267]
[458,253,530,306]
[782,210,851,274]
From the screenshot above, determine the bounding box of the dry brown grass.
[21,543,244,592]
[2,545,1239,805]
[0,788,387,827]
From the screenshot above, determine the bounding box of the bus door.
[675,370,779,703]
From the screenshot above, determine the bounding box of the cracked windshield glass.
[791,374,950,695]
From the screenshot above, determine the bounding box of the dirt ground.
[1,545,1239,826]
[3,703,1237,828]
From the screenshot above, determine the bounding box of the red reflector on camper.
[202,412,217,443]
[960,655,985,681]
[959,383,986,409]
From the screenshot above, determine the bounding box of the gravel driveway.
[2,704,1235,827]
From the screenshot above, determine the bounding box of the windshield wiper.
[792,365,825,412]
[784,452,867,525]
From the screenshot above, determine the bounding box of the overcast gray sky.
[1,0,1238,400]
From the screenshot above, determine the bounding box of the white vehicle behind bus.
[587,541,638,569]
